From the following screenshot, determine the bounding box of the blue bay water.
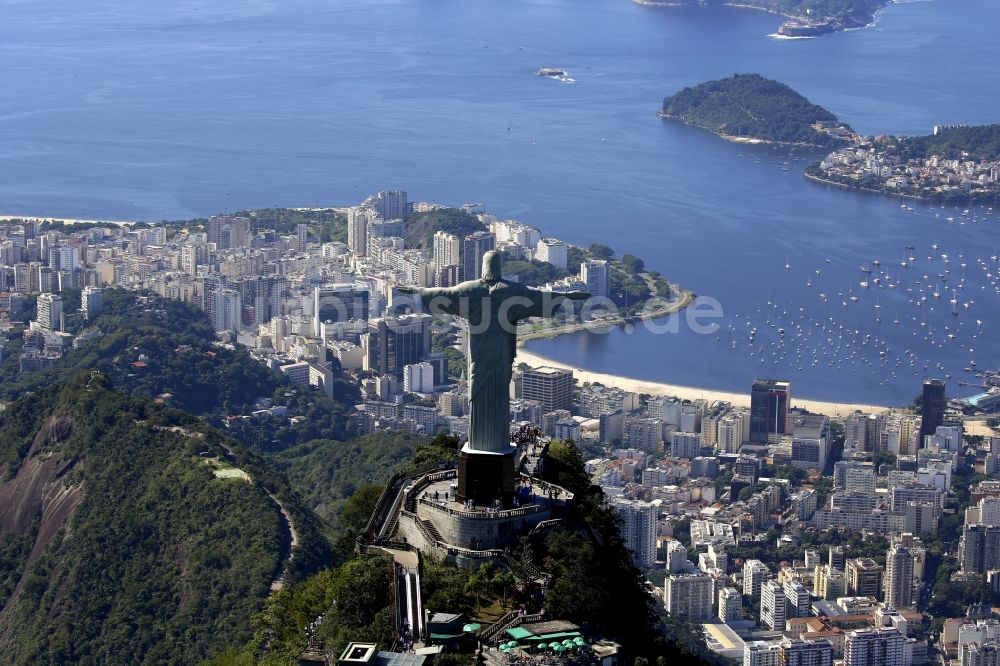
[1,0,999,405]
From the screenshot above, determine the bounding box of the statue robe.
[417,278,564,453]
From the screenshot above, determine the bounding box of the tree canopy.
[662,74,847,146]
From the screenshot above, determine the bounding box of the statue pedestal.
[457,443,516,506]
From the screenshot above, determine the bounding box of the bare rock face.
[0,416,84,616]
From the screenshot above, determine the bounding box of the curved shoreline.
[515,347,894,418]
[657,111,829,148]
[803,171,995,205]
[517,284,694,342]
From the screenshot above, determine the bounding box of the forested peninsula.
[660,74,854,147]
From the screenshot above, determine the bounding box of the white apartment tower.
[843,629,907,666]
[743,559,770,599]
[432,230,461,275]
[82,286,103,321]
[666,540,689,574]
[760,580,787,631]
[719,587,742,622]
[580,259,610,298]
[609,497,658,568]
[535,238,567,269]
[403,362,435,394]
[664,572,714,621]
[36,292,63,330]
[744,641,782,666]
[780,639,834,666]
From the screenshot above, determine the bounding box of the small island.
[661,75,1000,204]
[808,124,1000,203]
[637,0,890,38]
[659,73,855,147]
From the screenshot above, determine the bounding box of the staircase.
[479,611,519,643]
[479,611,544,644]
[420,519,443,544]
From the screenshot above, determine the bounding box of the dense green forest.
[403,208,486,249]
[662,74,847,146]
[893,124,1000,161]
[273,432,426,522]
[0,373,330,665]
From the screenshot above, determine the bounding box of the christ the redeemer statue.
[399,250,588,505]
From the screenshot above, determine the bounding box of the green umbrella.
[549,642,561,649]
[554,645,566,653]
[563,640,574,646]
[463,623,482,633]
[573,637,586,645]
[507,641,519,649]
[499,646,510,653]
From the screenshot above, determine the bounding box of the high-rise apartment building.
[784,581,810,619]
[535,238,567,269]
[743,559,770,599]
[663,572,714,621]
[719,587,742,622]
[884,544,914,609]
[791,414,830,470]
[206,215,251,249]
[82,286,103,321]
[461,231,495,281]
[843,629,907,666]
[761,580,787,631]
[347,207,370,257]
[432,230,461,276]
[372,190,409,220]
[521,366,574,412]
[919,379,946,444]
[36,292,63,330]
[211,288,240,332]
[744,641,782,666]
[361,314,432,379]
[750,379,790,443]
[580,259,610,298]
[829,546,846,571]
[961,524,1000,574]
[813,565,847,600]
[666,540,689,575]
[609,497,658,568]
[403,362,435,394]
[313,285,370,336]
[780,639,834,666]
[846,558,884,600]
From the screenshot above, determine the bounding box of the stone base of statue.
[457,443,517,506]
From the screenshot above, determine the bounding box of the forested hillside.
[895,124,1000,161]
[0,373,329,665]
[662,73,847,146]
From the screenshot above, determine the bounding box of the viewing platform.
[395,467,572,566]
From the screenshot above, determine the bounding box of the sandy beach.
[515,347,894,418]
[0,215,134,226]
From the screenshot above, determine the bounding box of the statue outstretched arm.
[396,284,468,316]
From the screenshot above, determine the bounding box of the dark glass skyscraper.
[461,231,495,282]
[919,379,946,445]
[749,378,791,443]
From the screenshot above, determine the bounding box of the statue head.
[481,250,502,283]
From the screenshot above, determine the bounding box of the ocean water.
[2,0,998,405]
